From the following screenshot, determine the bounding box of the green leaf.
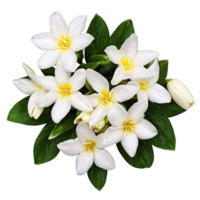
[98,62,117,75]
[85,80,94,91]
[157,60,168,85]
[20,76,30,79]
[109,19,135,49]
[87,164,107,191]
[49,110,76,139]
[34,120,77,165]
[7,96,52,126]
[78,62,101,70]
[76,50,83,64]
[41,67,55,76]
[145,102,176,150]
[85,14,110,62]
[117,140,154,168]
[89,55,110,65]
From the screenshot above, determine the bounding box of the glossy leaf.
[7,96,52,126]
[34,120,77,165]
[98,62,117,75]
[157,60,168,85]
[87,164,107,191]
[117,140,154,168]
[49,110,76,139]
[41,67,55,76]
[89,55,110,65]
[78,62,101,70]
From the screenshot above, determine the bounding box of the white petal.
[38,50,60,69]
[111,65,133,85]
[31,32,58,50]
[134,50,159,65]
[137,89,148,110]
[51,96,71,123]
[148,59,159,85]
[76,150,93,175]
[36,89,58,107]
[76,121,96,144]
[94,148,115,170]
[60,47,77,72]
[32,106,44,120]
[13,79,38,95]
[104,46,121,64]
[89,103,107,127]
[70,92,93,112]
[107,106,129,127]
[29,75,58,91]
[95,134,105,149]
[147,83,171,104]
[120,34,138,61]
[69,15,87,37]
[111,84,139,102]
[86,93,101,107]
[22,63,36,76]
[135,119,158,139]
[103,127,124,147]
[128,101,147,122]
[55,61,71,85]
[121,133,138,157]
[68,69,86,92]
[57,140,83,156]
[50,11,68,38]
[71,33,94,52]
[86,69,109,94]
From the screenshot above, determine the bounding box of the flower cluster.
[8,11,195,191]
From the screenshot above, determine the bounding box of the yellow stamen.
[122,120,136,134]
[121,58,139,72]
[37,85,42,89]
[84,140,97,152]
[58,83,73,98]
[58,36,72,51]
[99,90,115,106]
[139,82,149,91]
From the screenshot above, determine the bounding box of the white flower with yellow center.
[104,101,158,157]
[27,62,93,123]
[128,59,171,108]
[57,121,115,175]
[105,33,159,85]
[31,11,94,72]
[86,69,140,127]
[13,63,47,119]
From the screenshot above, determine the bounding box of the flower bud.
[167,79,195,110]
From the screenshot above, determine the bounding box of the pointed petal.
[13,79,38,95]
[36,88,58,107]
[76,150,93,175]
[111,65,132,85]
[32,106,44,120]
[55,61,71,85]
[135,119,158,139]
[71,33,94,52]
[89,103,107,127]
[68,69,86,92]
[76,121,96,144]
[31,32,58,50]
[121,133,138,157]
[120,34,138,61]
[134,50,159,65]
[51,96,71,123]
[148,59,159,85]
[103,127,124,147]
[70,92,93,112]
[22,63,36,76]
[69,15,87,37]
[94,148,115,170]
[50,11,68,38]
[57,140,83,156]
[86,69,109,93]
[128,101,147,122]
[147,83,171,104]
[38,50,60,69]
[60,47,77,72]
[95,134,105,148]
[137,89,148,109]
[104,46,121,64]
[86,93,101,107]
[107,106,129,127]
[111,84,139,102]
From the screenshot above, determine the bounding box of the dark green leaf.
[89,55,110,65]
[145,102,176,150]
[157,60,168,85]
[117,140,154,168]
[109,19,135,49]
[78,62,101,70]
[34,120,77,165]
[85,80,94,91]
[20,76,30,79]
[85,14,110,62]
[7,96,52,126]
[97,62,117,75]
[49,110,76,139]
[87,164,107,191]
[41,67,55,76]
[76,50,83,64]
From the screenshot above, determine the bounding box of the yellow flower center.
[84,140,97,152]
[58,36,72,51]
[121,58,139,72]
[139,82,149,91]
[58,83,73,98]
[37,85,42,90]
[123,120,136,134]
[99,90,114,107]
